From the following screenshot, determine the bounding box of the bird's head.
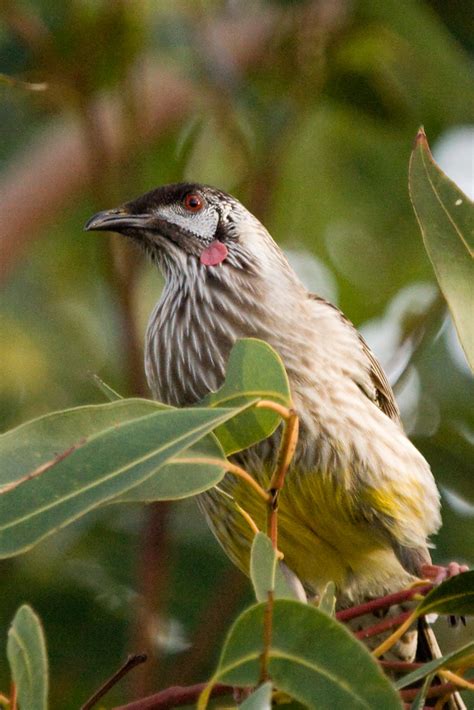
[84,182,286,277]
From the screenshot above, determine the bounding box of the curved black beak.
[84,209,151,233]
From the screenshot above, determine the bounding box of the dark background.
[0,1,473,707]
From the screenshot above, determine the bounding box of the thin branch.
[255,400,293,421]
[226,461,271,502]
[166,566,247,687]
[373,610,419,658]
[259,591,274,684]
[399,682,458,702]
[234,501,260,535]
[379,660,424,672]
[112,682,234,710]
[132,503,172,697]
[269,409,299,493]
[81,654,147,710]
[335,583,433,622]
[439,670,474,692]
[260,407,299,684]
[267,409,299,549]
[356,610,413,640]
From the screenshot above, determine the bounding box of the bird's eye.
[183,193,204,212]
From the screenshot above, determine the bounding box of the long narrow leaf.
[409,127,474,370]
[0,404,253,558]
[395,641,474,689]
[7,605,48,710]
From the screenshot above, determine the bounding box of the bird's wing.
[309,295,401,424]
[357,332,401,423]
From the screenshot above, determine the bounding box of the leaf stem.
[356,610,413,640]
[399,682,458,702]
[260,407,299,684]
[266,409,299,550]
[439,670,474,691]
[234,501,260,535]
[255,400,292,420]
[372,610,418,658]
[225,462,271,502]
[113,681,234,710]
[259,591,274,683]
[336,583,432,622]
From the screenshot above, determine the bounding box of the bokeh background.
[1,1,473,707]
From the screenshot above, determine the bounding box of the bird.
[85,182,462,672]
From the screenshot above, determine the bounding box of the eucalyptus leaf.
[112,433,226,503]
[239,682,273,710]
[0,403,252,557]
[7,605,48,710]
[0,399,163,487]
[416,571,474,617]
[91,373,123,401]
[203,339,291,455]
[250,532,300,602]
[318,581,336,616]
[202,600,402,710]
[395,640,474,689]
[409,128,474,371]
[409,674,434,710]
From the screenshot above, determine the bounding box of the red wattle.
[200,240,228,266]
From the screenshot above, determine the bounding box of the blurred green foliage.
[0,0,473,707]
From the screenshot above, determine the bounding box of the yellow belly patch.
[200,466,403,596]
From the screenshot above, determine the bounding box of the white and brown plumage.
[85,182,442,660]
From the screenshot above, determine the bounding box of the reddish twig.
[379,660,424,672]
[81,654,147,710]
[260,590,274,683]
[132,503,172,697]
[336,584,433,622]
[112,682,234,710]
[266,408,299,550]
[399,682,458,701]
[167,566,247,687]
[355,610,413,640]
[260,407,299,683]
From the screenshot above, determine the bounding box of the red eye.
[184,193,204,212]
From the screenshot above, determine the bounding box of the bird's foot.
[421,561,469,585]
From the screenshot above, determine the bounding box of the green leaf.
[416,570,474,617]
[409,128,474,371]
[91,373,123,401]
[240,682,273,710]
[395,640,474,689]
[203,339,291,455]
[250,532,300,602]
[7,605,48,710]
[208,600,402,710]
[0,399,163,488]
[409,674,434,710]
[112,433,226,503]
[0,402,252,558]
[318,582,336,616]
